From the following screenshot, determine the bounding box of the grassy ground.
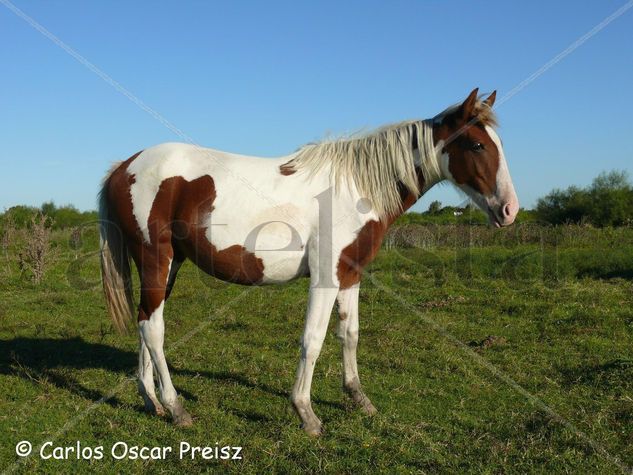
[1,226,632,474]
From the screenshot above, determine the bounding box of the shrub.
[17,213,54,284]
[1,202,98,230]
[536,170,633,227]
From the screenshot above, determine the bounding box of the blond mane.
[287,120,441,220]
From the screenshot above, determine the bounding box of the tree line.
[534,170,632,227]
[1,170,632,229]
[1,202,98,230]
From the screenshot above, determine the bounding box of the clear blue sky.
[1,0,632,212]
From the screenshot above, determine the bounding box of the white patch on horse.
[485,125,519,220]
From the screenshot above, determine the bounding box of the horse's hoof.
[173,410,193,427]
[144,401,166,417]
[362,402,377,416]
[301,423,324,437]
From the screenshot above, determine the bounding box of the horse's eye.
[471,142,484,152]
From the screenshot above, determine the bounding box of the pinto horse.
[99,88,518,435]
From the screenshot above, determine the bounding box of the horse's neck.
[381,166,428,227]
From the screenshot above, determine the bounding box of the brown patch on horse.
[339,311,348,321]
[103,151,168,321]
[337,220,386,289]
[163,175,265,285]
[336,168,426,289]
[104,152,144,242]
[279,161,296,176]
[433,90,500,197]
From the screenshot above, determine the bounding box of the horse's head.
[433,88,519,227]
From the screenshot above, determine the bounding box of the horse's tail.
[98,166,135,333]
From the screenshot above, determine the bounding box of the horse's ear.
[461,88,479,120]
[483,90,497,108]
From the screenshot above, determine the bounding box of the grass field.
[1,224,633,473]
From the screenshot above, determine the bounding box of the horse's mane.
[288,119,441,220]
[285,98,496,220]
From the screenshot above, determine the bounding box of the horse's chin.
[485,206,502,228]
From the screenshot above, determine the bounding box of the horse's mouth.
[486,206,502,228]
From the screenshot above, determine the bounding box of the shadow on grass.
[559,358,633,390]
[577,268,633,280]
[0,337,139,412]
[177,368,345,411]
[0,337,344,419]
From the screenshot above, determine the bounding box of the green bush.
[1,205,39,229]
[2,202,98,230]
[536,170,633,227]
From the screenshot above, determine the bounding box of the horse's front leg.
[337,283,377,415]
[291,285,338,436]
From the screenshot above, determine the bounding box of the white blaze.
[485,125,519,223]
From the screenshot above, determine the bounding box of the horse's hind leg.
[138,336,165,416]
[165,249,184,300]
[137,249,192,426]
[337,284,376,415]
[137,251,184,418]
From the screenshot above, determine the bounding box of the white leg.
[291,286,339,436]
[137,334,165,416]
[337,284,376,415]
[139,301,192,426]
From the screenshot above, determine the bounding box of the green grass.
[1,227,633,473]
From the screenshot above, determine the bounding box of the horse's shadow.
[0,337,344,420]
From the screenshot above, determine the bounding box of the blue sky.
[1,0,632,212]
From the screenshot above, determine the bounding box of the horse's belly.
[178,235,309,285]
[186,219,311,285]
[204,200,314,285]
[257,250,309,284]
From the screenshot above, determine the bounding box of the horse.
[98,88,518,435]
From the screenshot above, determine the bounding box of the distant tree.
[41,201,57,217]
[4,206,39,228]
[52,204,83,228]
[588,171,632,226]
[427,200,442,214]
[1,203,99,230]
[536,170,633,226]
[40,202,96,229]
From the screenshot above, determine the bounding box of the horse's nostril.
[502,203,512,218]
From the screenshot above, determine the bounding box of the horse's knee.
[290,392,309,411]
[345,328,359,345]
[300,333,324,360]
